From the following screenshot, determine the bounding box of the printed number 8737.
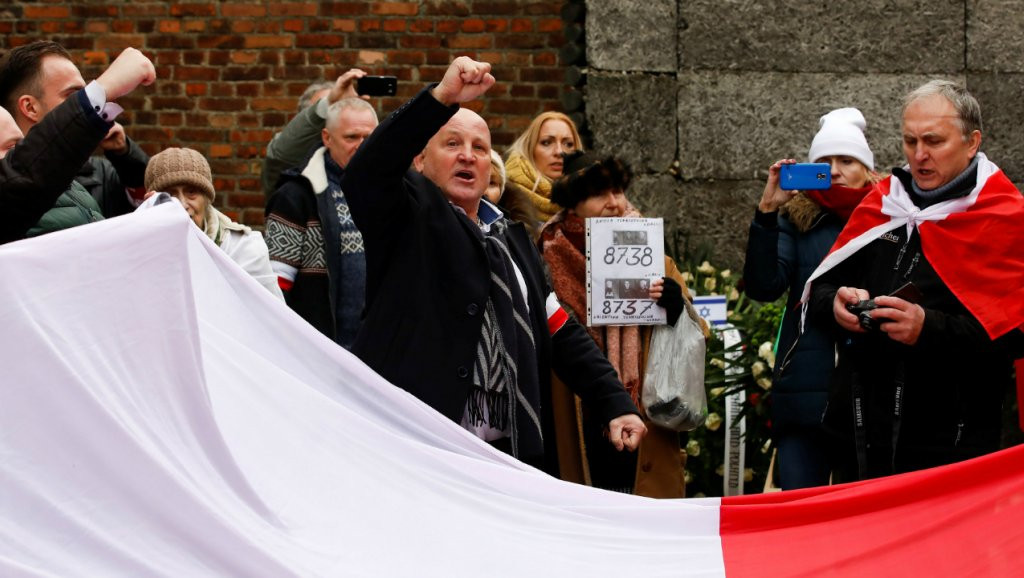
[602,300,655,316]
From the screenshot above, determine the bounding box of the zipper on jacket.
[893,239,909,271]
[903,253,920,281]
[954,420,964,446]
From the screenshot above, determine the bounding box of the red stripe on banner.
[720,444,1024,577]
[547,307,568,335]
[278,277,293,292]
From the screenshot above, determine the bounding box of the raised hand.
[430,57,495,106]
[95,47,155,102]
[329,69,367,103]
[759,158,799,213]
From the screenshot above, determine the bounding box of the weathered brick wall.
[0,1,566,226]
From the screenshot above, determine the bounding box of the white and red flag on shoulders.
[801,153,1024,426]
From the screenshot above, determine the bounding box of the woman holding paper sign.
[539,151,704,497]
[742,107,880,490]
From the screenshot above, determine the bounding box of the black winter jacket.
[341,87,638,475]
[810,169,1024,477]
[744,196,844,431]
[1,91,111,245]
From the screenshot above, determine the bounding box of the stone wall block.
[677,71,951,179]
[587,72,677,172]
[968,0,1024,72]
[969,73,1024,179]
[680,0,964,73]
[673,180,762,268]
[587,0,676,72]
[628,174,688,233]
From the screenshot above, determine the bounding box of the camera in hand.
[844,282,923,332]
[846,299,879,331]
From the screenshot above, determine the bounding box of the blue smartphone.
[780,163,831,190]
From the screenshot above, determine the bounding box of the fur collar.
[300,147,330,195]
[779,193,823,233]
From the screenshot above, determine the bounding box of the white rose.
[758,341,776,368]
[751,361,767,377]
[757,377,772,390]
[705,412,722,431]
[686,439,701,457]
[728,287,740,302]
[696,260,716,275]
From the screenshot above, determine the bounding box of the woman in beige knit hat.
[145,147,282,299]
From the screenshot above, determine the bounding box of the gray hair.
[325,98,378,128]
[297,81,332,111]
[903,79,983,140]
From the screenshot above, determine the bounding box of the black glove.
[657,276,685,326]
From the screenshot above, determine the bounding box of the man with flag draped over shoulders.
[804,79,1024,482]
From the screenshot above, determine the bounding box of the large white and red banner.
[2,205,1022,576]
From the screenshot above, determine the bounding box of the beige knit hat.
[144,147,215,201]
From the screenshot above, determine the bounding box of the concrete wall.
[584,0,1024,266]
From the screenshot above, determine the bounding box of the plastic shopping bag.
[642,302,707,431]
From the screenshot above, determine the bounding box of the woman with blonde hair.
[504,111,583,223]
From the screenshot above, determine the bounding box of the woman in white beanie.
[145,147,283,300]
[742,107,879,490]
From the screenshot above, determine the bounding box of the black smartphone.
[356,76,398,97]
[889,281,923,304]
[780,163,831,190]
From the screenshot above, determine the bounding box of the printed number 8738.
[603,246,653,266]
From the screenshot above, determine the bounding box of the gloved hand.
[656,276,685,326]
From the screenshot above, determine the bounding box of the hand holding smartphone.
[356,76,398,97]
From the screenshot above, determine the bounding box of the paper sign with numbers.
[585,217,667,326]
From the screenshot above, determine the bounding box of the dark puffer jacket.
[75,138,149,218]
[743,194,843,431]
[1,90,111,245]
[25,180,104,238]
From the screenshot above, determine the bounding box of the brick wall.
[0,1,567,226]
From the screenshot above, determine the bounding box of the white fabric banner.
[0,206,725,577]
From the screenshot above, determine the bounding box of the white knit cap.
[807,107,874,171]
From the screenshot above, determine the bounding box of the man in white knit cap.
[804,80,1024,482]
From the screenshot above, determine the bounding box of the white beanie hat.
[807,107,874,171]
